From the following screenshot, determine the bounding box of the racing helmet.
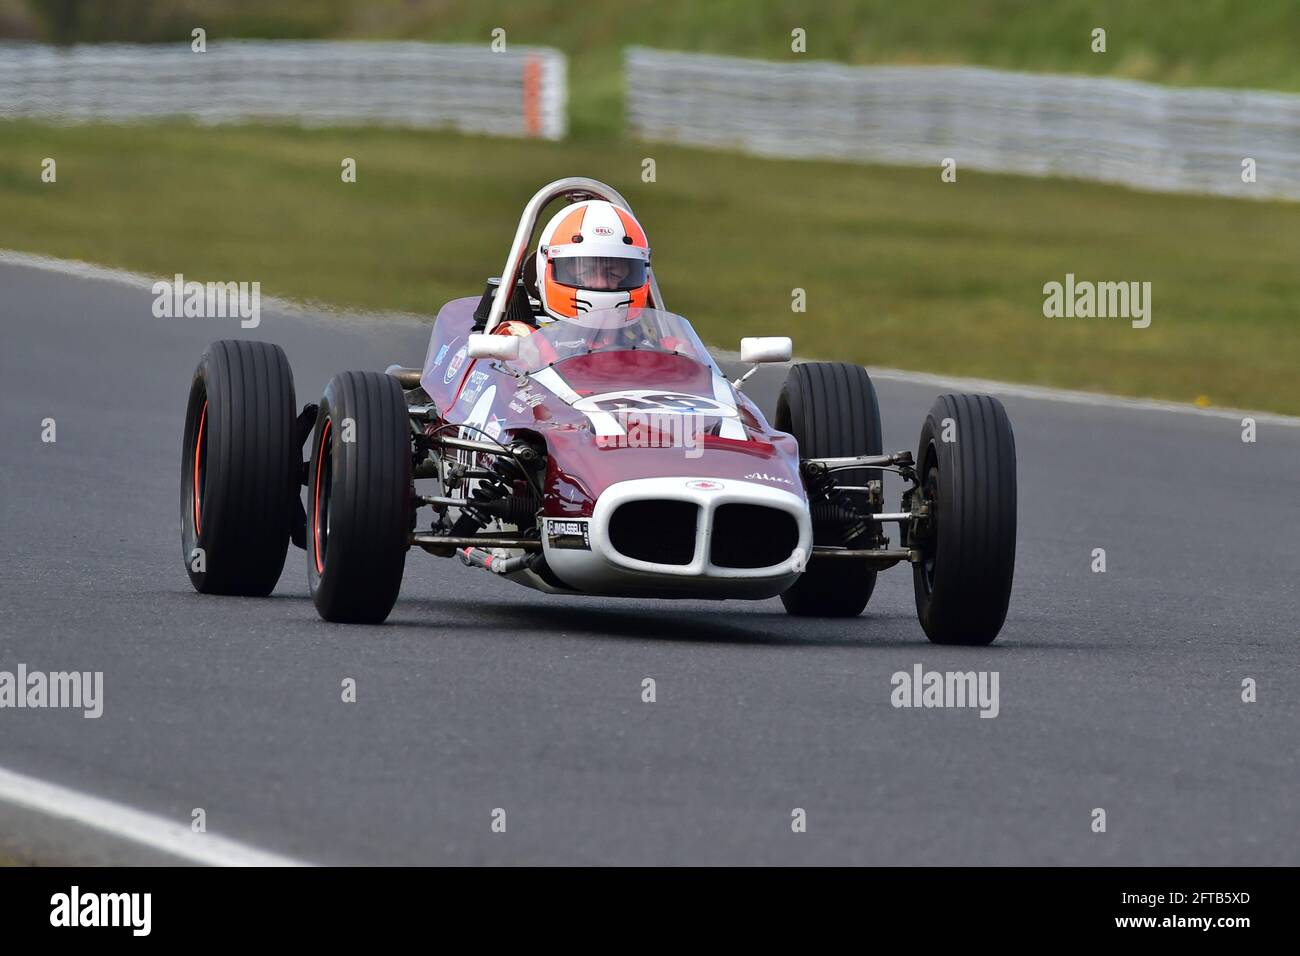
[535,200,651,320]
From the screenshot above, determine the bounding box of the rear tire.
[180,340,298,596]
[307,371,412,623]
[912,393,1017,645]
[776,362,883,617]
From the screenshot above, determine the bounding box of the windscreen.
[511,307,721,374]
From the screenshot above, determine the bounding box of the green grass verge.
[2,120,1298,414]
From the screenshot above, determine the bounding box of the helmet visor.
[551,256,646,292]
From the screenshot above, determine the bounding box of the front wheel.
[911,393,1017,645]
[307,371,413,623]
[776,362,883,617]
[180,340,298,596]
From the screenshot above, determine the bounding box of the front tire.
[307,371,412,623]
[776,362,883,617]
[912,393,1017,645]
[180,340,298,596]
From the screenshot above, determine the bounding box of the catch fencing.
[0,40,567,139]
[626,47,1300,200]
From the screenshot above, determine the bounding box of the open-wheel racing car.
[181,178,1017,643]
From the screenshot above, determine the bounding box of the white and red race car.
[180,178,1016,643]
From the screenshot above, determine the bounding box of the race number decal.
[571,390,738,418]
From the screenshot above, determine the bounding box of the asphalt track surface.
[1,259,1297,865]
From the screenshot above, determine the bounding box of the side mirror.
[740,336,792,364]
[468,332,520,361]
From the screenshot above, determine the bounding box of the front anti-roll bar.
[802,451,914,471]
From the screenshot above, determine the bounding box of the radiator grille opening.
[608,500,698,565]
[710,504,799,569]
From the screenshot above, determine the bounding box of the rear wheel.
[307,371,412,623]
[776,362,883,617]
[912,393,1017,645]
[180,340,298,596]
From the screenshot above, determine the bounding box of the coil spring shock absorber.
[801,460,877,548]
[450,439,543,536]
[467,483,539,527]
[809,499,871,548]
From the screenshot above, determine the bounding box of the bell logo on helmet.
[592,225,615,237]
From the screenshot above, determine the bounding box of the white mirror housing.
[467,333,520,361]
[740,336,792,364]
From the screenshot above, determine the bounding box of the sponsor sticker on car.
[547,518,591,550]
[457,369,492,407]
[443,345,468,384]
[685,480,724,491]
[514,387,545,408]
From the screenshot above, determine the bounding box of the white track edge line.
[865,366,1298,428]
[0,764,311,867]
[0,248,428,326]
[711,357,1300,429]
[5,248,1296,427]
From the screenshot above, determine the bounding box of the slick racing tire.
[307,371,412,624]
[912,393,1016,645]
[777,362,883,617]
[181,339,299,596]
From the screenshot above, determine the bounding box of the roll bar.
[482,177,665,333]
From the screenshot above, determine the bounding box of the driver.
[536,199,652,320]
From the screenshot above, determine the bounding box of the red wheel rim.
[193,400,207,535]
[312,418,332,575]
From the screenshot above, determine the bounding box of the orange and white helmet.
[536,200,651,320]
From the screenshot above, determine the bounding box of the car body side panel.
[419,297,480,409]
[425,320,802,505]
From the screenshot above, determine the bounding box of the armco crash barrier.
[0,40,567,140]
[626,47,1300,201]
